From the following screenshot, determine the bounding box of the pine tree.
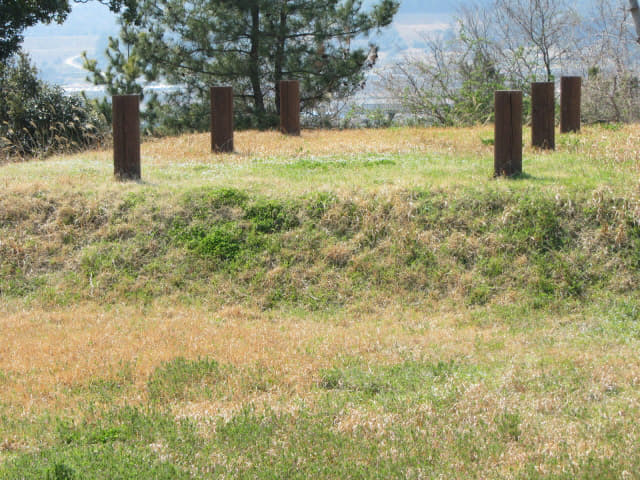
[86,0,399,129]
[82,20,162,131]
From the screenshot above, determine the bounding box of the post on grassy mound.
[280,80,301,136]
[210,86,234,153]
[112,95,141,181]
[531,82,555,150]
[494,90,523,177]
[561,76,581,134]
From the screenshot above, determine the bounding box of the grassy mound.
[2,184,639,311]
[2,126,640,478]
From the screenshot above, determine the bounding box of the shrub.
[197,226,244,260]
[245,199,299,234]
[0,51,108,160]
[172,222,245,262]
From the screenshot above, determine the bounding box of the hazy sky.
[24,0,454,38]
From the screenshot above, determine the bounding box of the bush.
[0,51,108,159]
[583,71,640,124]
[245,200,300,234]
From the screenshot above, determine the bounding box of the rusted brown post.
[561,76,581,133]
[112,95,141,181]
[210,86,234,153]
[280,80,301,136]
[494,90,523,177]
[531,82,555,150]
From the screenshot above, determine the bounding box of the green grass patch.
[147,357,226,403]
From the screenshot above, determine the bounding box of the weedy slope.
[1,126,640,478]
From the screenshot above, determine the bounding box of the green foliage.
[172,222,244,261]
[5,407,198,477]
[594,122,624,132]
[81,243,138,279]
[214,406,279,451]
[453,27,508,125]
[2,444,190,479]
[82,21,162,133]
[0,52,108,158]
[501,196,569,253]
[3,183,640,312]
[304,191,339,220]
[245,199,300,233]
[4,397,640,478]
[467,284,492,306]
[0,0,70,62]
[84,0,400,130]
[283,157,396,173]
[195,225,244,260]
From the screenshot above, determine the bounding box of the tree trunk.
[630,0,640,43]
[249,6,265,115]
[543,49,553,82]
[274,8,288,115]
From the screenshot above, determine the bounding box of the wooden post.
[112,95,141,181]
[494,90,523,177]
[210,86,234,153]
[280,80,301,136]
[560,76,581,133]
[531,82,555,150]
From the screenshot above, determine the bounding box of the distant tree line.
[83,0,399,132]
[378,0,640,126]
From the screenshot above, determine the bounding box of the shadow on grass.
[493,172,548,182]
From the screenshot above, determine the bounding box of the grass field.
[1,125,640,478]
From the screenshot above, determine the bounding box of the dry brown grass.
[60,124,639,167]
[2,297,637,437]
[0,126,637,416]
[2,126,640,476]
[1,125,638,206]
[140,127,495,163]
[0,303,486,414]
